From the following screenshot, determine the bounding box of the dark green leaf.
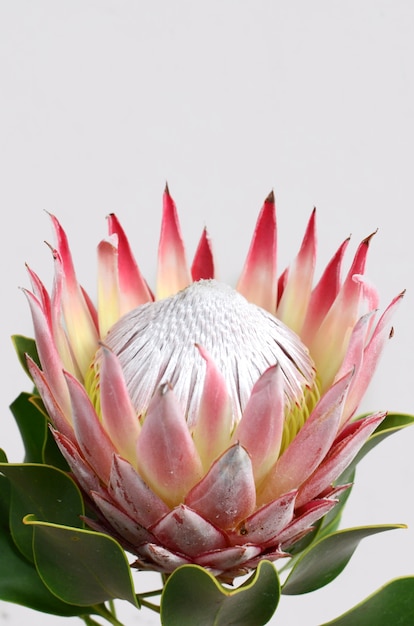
[25,517,139,607]
[0,523,98,616]
[11,335,40,380]
[161,560,280,626]
[282,524,405,595]
[0,463,84,562]
[321,576,414,625]
[0,467,95,616]
[0,465,11,531]
[10,393,48,464]
[10,392,69,471]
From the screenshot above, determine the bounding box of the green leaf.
[282,524,405,595]
[321,576,414,625]
[161,560,280,626]
[0,523,97,616]
[0,463,84,562]
[352,412,414,467]
[9,392,69,470]
[10,393,48,464]
[0,466,95,616]
[25,517,139,607]
[11,334,40,380]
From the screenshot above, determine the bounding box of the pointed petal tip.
[191,227,215,281]
[362,228,378,246]
[43,240,58,259]
[195,342,208,360]
[265,189,275,204]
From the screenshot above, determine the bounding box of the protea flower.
[23,187,402,582]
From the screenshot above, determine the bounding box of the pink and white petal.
[29,258,77,386]
[257,371,352,505]
[334,311,374,385]
[276,498,337,547]
[185,444,256,530]
[49,216,99,376]
[320,483,352,501]
[52,428,100,494]
[191,228,215,281]
[231,365,284,486]
[107,213,153,311]
[196,545,262,570]
[276,267,288,307]
[156,185,191,300]
[310,235,373,389]
[81,513,144,557]
[99,345,140,465]
[26,356,75,439]
[228,490,297,547]
[97,236,121,338]
[344,293,404,420]
[25,265,52,328]
[334,311,375,425]
[353,273,380,313]
[277,209,317,334]
[237,191,278,314]
[342,232,373,293]
[91,491,154,547]
[64,370,115,483]
[23,289,72,417]
[108,454,169,527]
[150,505,228,558]
[80,285,99,330]
[138,543,191,572]
[53,249,98,377]
[48,213,79,290]
[192,345,233,470]
[297,411,386,507]
[301,237,350,343]
[364,290,404,357]
[48,256,80,377]
[136,384,203,507]
[239,546,289,572]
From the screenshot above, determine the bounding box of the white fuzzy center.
[102,280,315,427]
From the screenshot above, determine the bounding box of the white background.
[0,1,413,625]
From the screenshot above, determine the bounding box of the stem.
[80,604,126,626]
[80,618,102,626]
[139,598,161,613]
[108,599,117,618]
[139,588,163,598]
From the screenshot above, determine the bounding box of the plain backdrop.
[0,2,413,625]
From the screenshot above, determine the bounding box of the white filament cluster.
[103,280,315,428]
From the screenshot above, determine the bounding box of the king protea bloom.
[24,187,402,581]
